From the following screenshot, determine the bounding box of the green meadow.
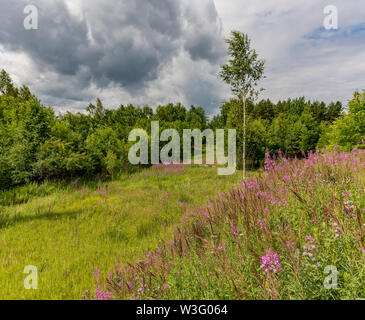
[0,165,241,299]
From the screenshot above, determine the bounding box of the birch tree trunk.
[243,93,247,181]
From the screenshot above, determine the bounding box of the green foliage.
[0,70,210,190]
[0,85,54,188]
[0,68,359,190]
[0,152,11,189]
[246,118,268,164]
[87,97,105,122]
[85,127,124,172]
[219,31,265,98]
[0,69,18,97]
[320,91,365,151]
[215,96,345,167]
[33,138,89,180]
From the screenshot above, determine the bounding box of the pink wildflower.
[260,250,283,273]
[92,269,101,278]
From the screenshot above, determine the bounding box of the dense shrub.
[318,91,365,151]
[33,138,90,180]
[0,70,209,189]
[221,96,344,168]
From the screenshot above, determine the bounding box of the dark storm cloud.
[0,0,226,113]
[0,0,90,75]
[182,1,225,63]
[184,32,224,62]
[81,0,186,89]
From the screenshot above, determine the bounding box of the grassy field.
[2,150,364,300]
[0,164,242,299]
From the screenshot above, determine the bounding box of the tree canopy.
[0,68,357,190]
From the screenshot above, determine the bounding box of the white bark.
[243,93,247,181]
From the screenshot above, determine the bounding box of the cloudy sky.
[0,0,364,115]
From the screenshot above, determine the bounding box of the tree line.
[0,67,364,190]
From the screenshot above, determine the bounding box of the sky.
[0,0,364,115]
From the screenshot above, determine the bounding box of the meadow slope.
[96,149,365,300]
[0,165,241,299]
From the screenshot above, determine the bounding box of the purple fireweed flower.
[264,153,276,172]
[162,284,169,291]
[247,180,259,190]
[286,242,296,250]
[260,250,283,273]
[82,290,90,300]
[93,269,101,278]
[259,219,268,230]
[332,223,341,238]
[305,235,315,243]
[230,226,239,237]
[95,289,111,300]
[137,287,144,295]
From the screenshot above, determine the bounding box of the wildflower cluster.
[260,250,283,273]
[302,235,320,268]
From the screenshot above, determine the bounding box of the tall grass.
[0,164,241,299]
[97,148,365,300]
